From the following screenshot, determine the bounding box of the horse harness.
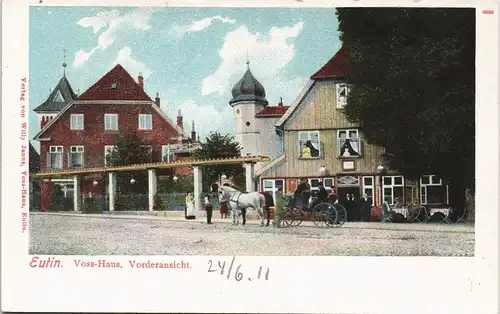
[228,191,245,209]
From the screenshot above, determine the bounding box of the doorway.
[337,186,361,221]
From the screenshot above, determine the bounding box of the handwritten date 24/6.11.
[208,256,269,282]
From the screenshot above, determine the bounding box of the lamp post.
[377,165,385,206]
[172,176,178,211]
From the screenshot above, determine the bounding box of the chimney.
[278,96,283,106]
[177,109,183,130]
[155,92,160,106]
[41,116,48,129]
[138,72,144,89]
[191,120,196,142]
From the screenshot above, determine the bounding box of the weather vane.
[62,49,67,76]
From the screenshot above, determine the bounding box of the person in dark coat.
[317,182,328,201]
[294,179,311,208]
[312,181,328,208]
[204,192,213,224]
[343,193,352,221]
[328,189,338,203]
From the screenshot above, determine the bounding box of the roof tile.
[33,76,78,113]
[78,64,152,101]
[255,105,289,117]
[310,46,346,80]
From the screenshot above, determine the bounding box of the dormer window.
[53,90,65,102]
[111,83,117,89]
[336,83,352,109]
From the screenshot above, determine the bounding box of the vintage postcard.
[1,0,498,313]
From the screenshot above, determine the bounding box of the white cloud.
[173,99,234,140]
[73,47,98,68]
[73,8,154,67]
[202,21,304,97]
[112,46,152,79]
[171,15,236,38]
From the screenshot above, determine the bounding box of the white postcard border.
[1,1,498,313]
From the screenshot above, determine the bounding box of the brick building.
[33,64,199,211]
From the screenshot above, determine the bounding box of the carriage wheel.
[332,203,347,227]
[312,203,336,228]
[282,207,295,228]
[292,207,304,227]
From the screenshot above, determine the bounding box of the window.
[298,131,321,158]
[308,178,321,191]
[323,178,334,191]
[138,114,153,130]
[335,83,352,109]
[338,129,361,157]
[262,179,284,204]
[47,146,63,169]
[53,90,64,102]
[70,114,84,130]
[104,145,117,166]
[420,175,448,205]
[69,146,84,168]
[362,176,374,205]
[382,175,404,205]
[162,145,175,162]
[104,114,118,131]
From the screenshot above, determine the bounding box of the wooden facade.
[258,81,448,208]
[261,80,385,179]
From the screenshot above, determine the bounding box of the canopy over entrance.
[33,155,270,212]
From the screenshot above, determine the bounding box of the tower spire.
[246,48,250,68]
[62,49,67,77]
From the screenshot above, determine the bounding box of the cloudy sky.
[29,7,340,148]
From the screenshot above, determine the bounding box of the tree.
[192,132,244,190]
[105,133,152,194]
[336,8,475,214]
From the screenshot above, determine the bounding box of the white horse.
[218,185,266,227]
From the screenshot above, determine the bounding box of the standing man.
[274,188,285,228]
[204,190,213,224]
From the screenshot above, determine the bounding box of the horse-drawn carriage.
[281,192,348,228]
[217,185,347,228]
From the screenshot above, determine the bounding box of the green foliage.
[336,8,474,209]
[153,194,167,211]
[192,132,244,190]
[106,134,152,194]
[158,175,193,194]
[50,185,71,211]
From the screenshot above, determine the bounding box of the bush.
[50,185,66,211]
[153,194,166,211]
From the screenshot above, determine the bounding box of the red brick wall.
[173,155,193,176]
[39,103,180,169]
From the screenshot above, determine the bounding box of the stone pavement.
[29,212,474,256]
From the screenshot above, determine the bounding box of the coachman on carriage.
[217,182,347,229]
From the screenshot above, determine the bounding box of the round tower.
[229,61,268,156]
